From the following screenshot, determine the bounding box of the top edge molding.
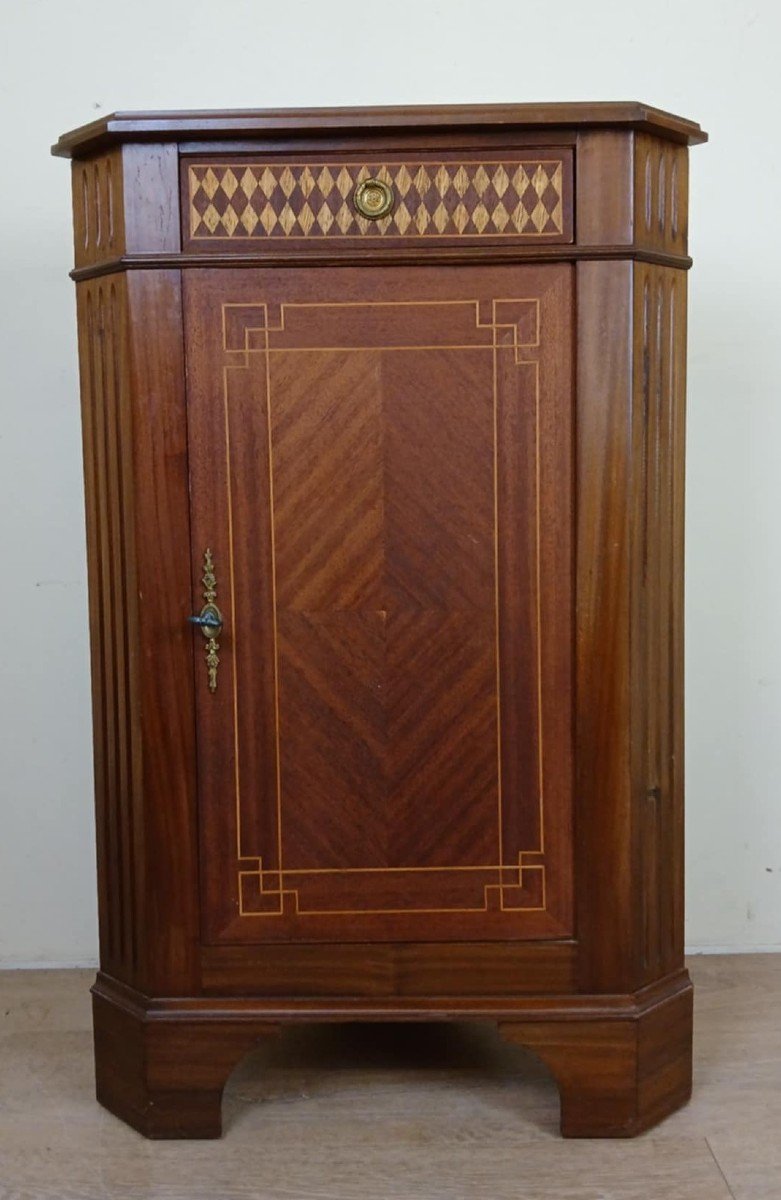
[52,102,708,158]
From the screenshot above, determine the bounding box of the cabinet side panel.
[71,152,125,270]
[126,270,199,994]
[670,270,687,969]
[75,277,141,984]
[76,271,198,992]
[577,259,688,993]
[575,260,636,992]
[632,263,687,982]
[633,137,689,256]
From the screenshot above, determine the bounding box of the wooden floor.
[0,955,777,1199]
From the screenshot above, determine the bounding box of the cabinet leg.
[499,984,693,1137]
[93,991,280,1139]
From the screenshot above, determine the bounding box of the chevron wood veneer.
[56,103,706,1141]
[185,270,572,944]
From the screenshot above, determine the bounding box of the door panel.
[185,264,573,943]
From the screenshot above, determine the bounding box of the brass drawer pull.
[353,177,394,220]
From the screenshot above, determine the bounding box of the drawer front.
[184,151,573,247]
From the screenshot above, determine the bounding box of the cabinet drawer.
[183,150,573,249]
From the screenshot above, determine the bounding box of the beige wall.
[1,0,778,963]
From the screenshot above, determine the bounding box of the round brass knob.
[353,178,394,220]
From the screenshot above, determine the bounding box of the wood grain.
[575,131,634,245]
[124,270,199,995]
[88,969,692,1138]
[575,258,689,993]
[75,271,198,994]
[93,988,279,1138]
[574,259,636,992]
[51,101,707,159]
[501,981,692,1136]
[71,150,125,269]
[121,143,181,254]
[631,262,688,981]
[72,144,181,268]
[185,264,573,946]
[6,957,776,1196]
[75,276,138,983]
[200,940,578,997]
[59,107,705,1140]
[634,134,689,255]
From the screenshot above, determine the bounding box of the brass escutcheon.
[353,178,394,220]
[190,548,223,692]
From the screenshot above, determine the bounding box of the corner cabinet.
[53,103,707,1139]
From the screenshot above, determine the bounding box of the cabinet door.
[185,264,573,944]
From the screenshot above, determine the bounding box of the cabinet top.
[52,101,707,158]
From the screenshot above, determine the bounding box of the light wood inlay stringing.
[221,298,547,918]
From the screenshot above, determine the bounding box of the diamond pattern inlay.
[188,159,567,239]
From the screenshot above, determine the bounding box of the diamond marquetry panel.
[187,157,570,242]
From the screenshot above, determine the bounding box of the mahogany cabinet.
[53,103,707,1138]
